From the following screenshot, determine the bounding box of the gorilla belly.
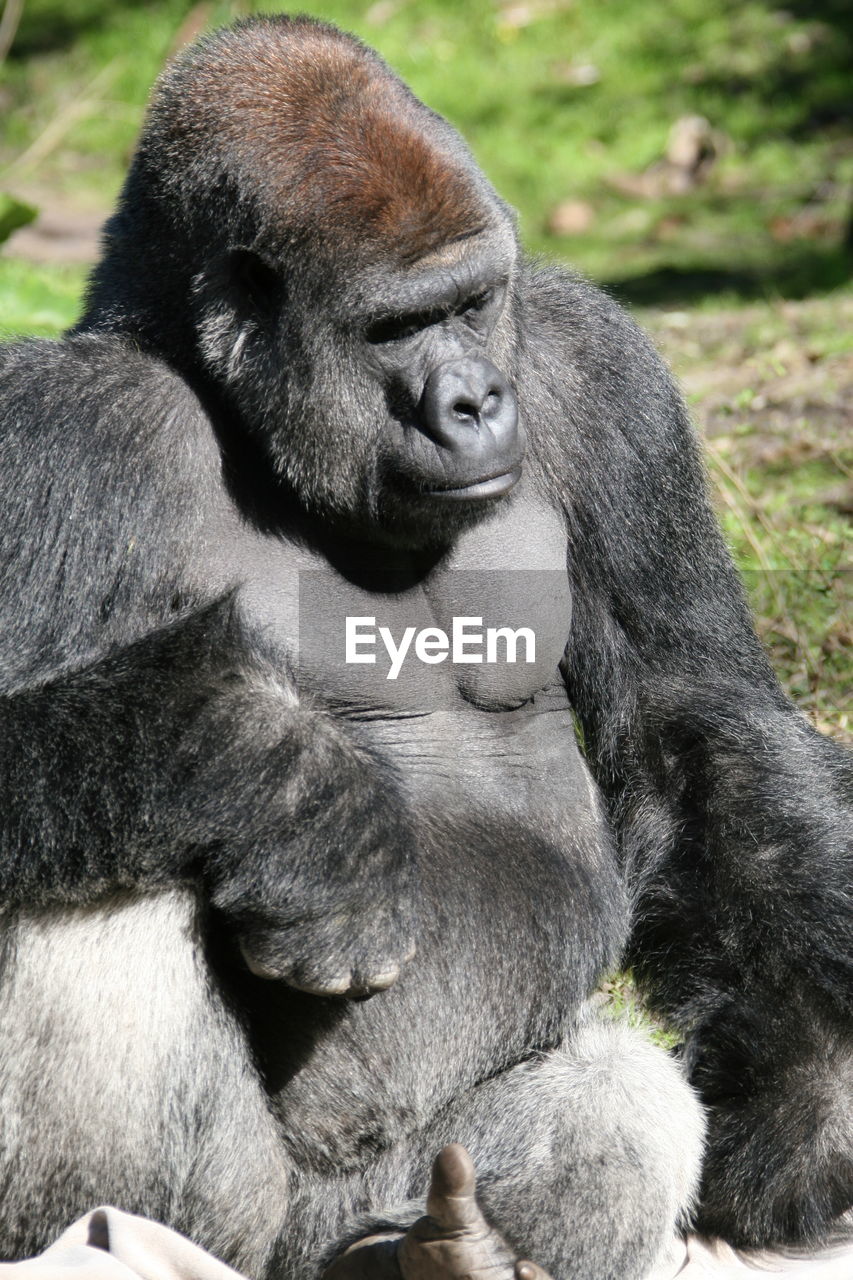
[229,768,626,1175]
[227,700,625,1174]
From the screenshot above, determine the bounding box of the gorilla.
[0,14,850,1280]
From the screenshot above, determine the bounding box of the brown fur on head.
[145,15,494,266]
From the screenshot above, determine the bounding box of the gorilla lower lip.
[427,467,522,500]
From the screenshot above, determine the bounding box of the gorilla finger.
[425,1144,483,1231]
[348,962,401,996]
[280,958,402,999]
[239,939,293,981]
[285,968,357,997]
[516,1263,556,1280]
[238,938,351,992]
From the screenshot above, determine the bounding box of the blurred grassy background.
[0,0,850,737]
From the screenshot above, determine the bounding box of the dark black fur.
[0,13,850,1277]
[516,269,853,1244]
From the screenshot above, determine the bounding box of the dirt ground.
[648,296,852,467]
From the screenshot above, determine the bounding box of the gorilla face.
[87,15,527,548]
[193,222,525,549]
[360,236,525,509]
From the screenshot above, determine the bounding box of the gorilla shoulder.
[0,334,216,472]
[0,333,224,678]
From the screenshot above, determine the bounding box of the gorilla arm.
[0,336,415,997]
[519,265,853,1246]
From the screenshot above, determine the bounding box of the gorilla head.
[84,16,525,547]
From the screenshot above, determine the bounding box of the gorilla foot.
[324,1146,553,1280]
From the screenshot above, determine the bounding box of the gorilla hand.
[324,1146,554,1280]
[688,994,853,1245]
[698,1091,853,1248]
[194,695,417,998]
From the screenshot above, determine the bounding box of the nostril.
[452,398,480,422]
[452,385,503,423]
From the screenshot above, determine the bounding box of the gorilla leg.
[448,1015,705,1279]
[0,889,291,1273]
[288,1011,705,1280]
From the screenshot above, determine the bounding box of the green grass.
[597,974,679,1050]
[0,260,87,337]
[2,0,851,294]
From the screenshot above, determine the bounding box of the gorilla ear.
[191,250,283,378]
[227,250,283,316]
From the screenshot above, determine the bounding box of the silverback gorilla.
[0,14,851,1280]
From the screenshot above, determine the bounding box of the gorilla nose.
[421,357,519,456]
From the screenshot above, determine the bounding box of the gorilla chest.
[235,490,578,802]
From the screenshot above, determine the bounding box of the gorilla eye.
[365,306,450,345]
[461,288,494,317]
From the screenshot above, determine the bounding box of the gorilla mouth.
[424,466,523,501]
